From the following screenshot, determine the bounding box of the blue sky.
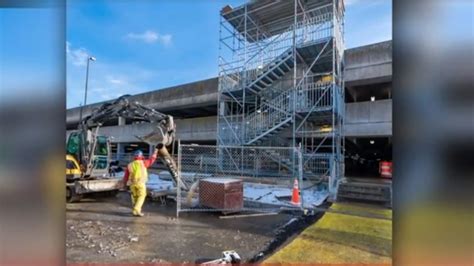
[0,7,63,105]
[65,0,392,108]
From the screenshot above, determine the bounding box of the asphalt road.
[66,191,295,264]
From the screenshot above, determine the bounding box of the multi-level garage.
[66,40,392,187]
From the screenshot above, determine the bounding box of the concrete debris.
[244,183,328,208]
[67,218,137,259]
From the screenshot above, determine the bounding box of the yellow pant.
[130,183,147,215]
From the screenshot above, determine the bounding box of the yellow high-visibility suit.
[125,157,155,216]
[129,160,147,215]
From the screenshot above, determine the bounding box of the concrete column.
[116,142,125,161]
[118,117,126,126]
[115,117,126,160]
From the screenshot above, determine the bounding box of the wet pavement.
[66,191,297,264]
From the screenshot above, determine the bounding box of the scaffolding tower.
[217,0,345,198]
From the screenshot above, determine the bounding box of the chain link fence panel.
[176,144,312,216]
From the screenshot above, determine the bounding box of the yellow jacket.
[127,160,148,185]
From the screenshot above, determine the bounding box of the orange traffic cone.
[291,178,300,205]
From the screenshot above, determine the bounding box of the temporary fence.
[176,144,308,216]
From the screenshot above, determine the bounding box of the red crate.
[199,178,243,210]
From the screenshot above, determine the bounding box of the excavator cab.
[66,131,119,203]
[66,131,111,178]
[92,135,110,174]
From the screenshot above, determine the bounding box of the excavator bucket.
[135,125,188,191]
[135,115,175,147]
[135,125,171,147]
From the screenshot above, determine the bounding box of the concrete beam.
[344,41,392,87]
[67,78,218,126]
[68,116,218,143]
[344,99,392,137]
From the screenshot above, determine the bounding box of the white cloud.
[344,0,360,5]
[66,41,90,66]
[97,90,124,101]
[125,30,172,45]
[66,50,157,107]
[65,42,127,104]
[106,75,126,85]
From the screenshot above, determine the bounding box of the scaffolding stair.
[253,134,288,146]
[246,48,294,94]
[245,80,336,146]
[246,117,292,145]
[245,89,293,145]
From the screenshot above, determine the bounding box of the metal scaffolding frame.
[217,0,345,199]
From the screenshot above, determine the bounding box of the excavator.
[66,95,183,202]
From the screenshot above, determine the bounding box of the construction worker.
[122,148,158,217]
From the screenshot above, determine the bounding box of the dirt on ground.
[66,191,312,264]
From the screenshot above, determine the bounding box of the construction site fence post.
[297,143,304,210]
[176,139,181,218]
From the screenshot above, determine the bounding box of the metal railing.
[296,82,333,112]
[220,12,335,82]
[297,12,333,45]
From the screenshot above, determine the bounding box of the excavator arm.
[81,95,175,145]
[76,95,184,189]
